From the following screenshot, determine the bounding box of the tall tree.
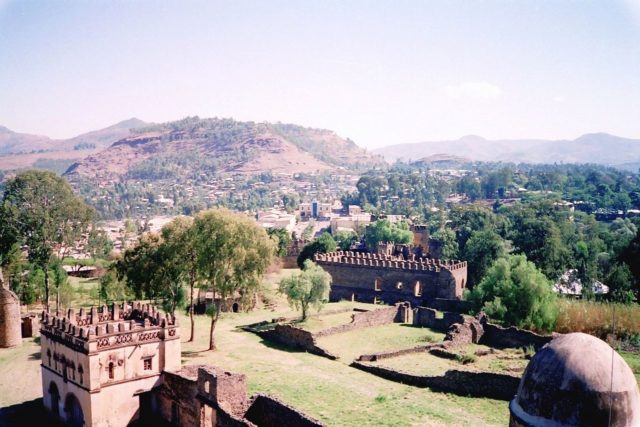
[279,260,331,320]
[0,170,94,309]
[193,209,274,350]
[463,229,509,286]
[161,216,199,342]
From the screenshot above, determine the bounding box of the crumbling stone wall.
[351,361,520,400]
[479,320,553,350]
[21,313,40,338]
[413,307,466,332]
[257,325,338,359]
[245,394,326,427]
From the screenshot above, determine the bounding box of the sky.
[1,0,639,149]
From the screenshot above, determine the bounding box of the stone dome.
[0,286,22,348]
[510,332,640,427]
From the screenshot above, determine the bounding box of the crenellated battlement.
[40,301,179,353]
[314,251,467,272]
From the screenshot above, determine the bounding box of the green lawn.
[621,351,640,384]
[372,346,529,377]
[315,323,444,362]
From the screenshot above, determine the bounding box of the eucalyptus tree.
[0,170,94,309]
[193,208,275,350]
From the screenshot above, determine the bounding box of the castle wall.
[315,251,467,307]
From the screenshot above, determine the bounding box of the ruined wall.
[413,307,466,332]
[157,369,201,427]
[245,394,327,427]
[257,325,338,360]
[351,361,520,401]
[479,322,553,350]
[21,313,40,338]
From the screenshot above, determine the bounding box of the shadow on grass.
[257,338,306,354]
[182,349,210,358]
[0,398,65,427]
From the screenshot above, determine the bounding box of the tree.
[364,220,413,250]
[115,232,185,316]
[463,229,509,287]
[467,255,558,332]
[431,228,459,259]
[266,228,292,257]
[192,209,275,350]
[279,260,332,320]
[87,228,114,260]
[333,230,358,251]
[161,216,199,342]
[606,263,637,304]
[297,232,337,268]
[0,170,94,309]
[99,269,132,305]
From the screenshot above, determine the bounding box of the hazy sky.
[1,0,639,148]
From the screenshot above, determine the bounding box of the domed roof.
[510,333,640,427]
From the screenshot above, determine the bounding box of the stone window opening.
[374,278,382,291]
[203,380,210,393]
[414,281,422,297]
[47,349,52,366]
[78,365,84,385]
[108,362,115,380]
[143,358,152,371]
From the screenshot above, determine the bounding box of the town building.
[299,200,332,219]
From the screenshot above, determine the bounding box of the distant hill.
[64,116,385,180]
[0,118,147,155]
[0,119,148,171]
[0,126,55,155]
[60,118,148,151]
[374,133,640,170]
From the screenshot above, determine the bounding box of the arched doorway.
[49,382,60,417]
[65,393,84,427]
[232,303,239,313]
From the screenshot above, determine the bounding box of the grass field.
[0,271,510,426]
[372,346,529,377]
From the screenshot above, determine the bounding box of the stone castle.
[38,302,325,427]
[314,251,467,307]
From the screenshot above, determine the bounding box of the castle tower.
[40,302,181,427]
[0,284,22,348]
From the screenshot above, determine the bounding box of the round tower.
[0,285,22,348]
[509,332,640,427]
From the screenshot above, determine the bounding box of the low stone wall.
[479,320,553,350]
[315,305,401,337]
[357,344,441,362]
[245,394,327,427]
[413,307,466,332]
[257,325,338,360]
[351,361,520,400]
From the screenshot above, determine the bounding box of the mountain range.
[373,133,640,171]
[0,118,147,155]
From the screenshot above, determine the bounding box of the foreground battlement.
[40,302,179,354]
